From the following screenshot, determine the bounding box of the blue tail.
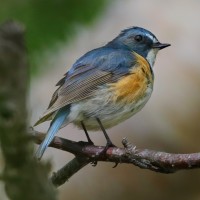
[35,106,70,160]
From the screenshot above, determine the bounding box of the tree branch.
[51,157,90,187]
[32,129,200,187]
[0,21,57,200]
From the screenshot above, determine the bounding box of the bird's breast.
[108,52,154,104]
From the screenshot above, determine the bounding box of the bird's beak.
[153,42,171,50]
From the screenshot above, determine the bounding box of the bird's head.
[107,27,170,67]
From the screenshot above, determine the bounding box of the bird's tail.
[35,106,70,160]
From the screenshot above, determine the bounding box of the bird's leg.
[96,118,119,168]
[81,121,93,145]
[96,117,115,150]
[81,121,98,166]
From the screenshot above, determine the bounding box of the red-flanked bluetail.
[34,26,170,159]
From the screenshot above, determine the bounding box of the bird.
[34,26,170,160]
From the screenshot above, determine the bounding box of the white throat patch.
[146,48,159,67]
[145,33,159,67]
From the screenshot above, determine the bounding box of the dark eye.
[134,35,143,42]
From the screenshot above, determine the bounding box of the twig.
[32,130,200,187]
[51,157,90,187]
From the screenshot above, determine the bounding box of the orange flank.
[110,52,153,103]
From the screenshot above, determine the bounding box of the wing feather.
[43,68,113,116]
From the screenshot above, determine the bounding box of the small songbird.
[34,26,170,159]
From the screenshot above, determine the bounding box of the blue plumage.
[70,48,134,77]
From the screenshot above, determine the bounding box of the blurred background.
[1,0,200,199]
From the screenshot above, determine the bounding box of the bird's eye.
[134,35,143,42]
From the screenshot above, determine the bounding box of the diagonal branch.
[32,129,200,187]
[51,156,90,187]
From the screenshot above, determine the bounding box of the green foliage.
[0,0,107,74]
